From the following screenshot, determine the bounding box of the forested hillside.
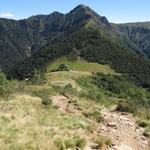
[1,5,150,89]
[113,22,150,57]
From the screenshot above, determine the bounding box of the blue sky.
[0,0,150,23]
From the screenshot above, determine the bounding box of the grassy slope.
[0,94,99,149]
[0,60,117,149]
[0,60,150,149]
[46,57,115,74]
[45,57,115,88]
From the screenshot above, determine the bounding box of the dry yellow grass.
[0,59,117,149]
[0,94,101,149]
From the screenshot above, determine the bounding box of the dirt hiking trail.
[99,107,150,150]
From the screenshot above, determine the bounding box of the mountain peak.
[70,4,94,14]
[68,4,99,22]
[50,11,64,16]
[74,4,89,9]
[68,4,110,28]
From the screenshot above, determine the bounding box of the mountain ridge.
[1,5,150,88]
[0,4,112,72]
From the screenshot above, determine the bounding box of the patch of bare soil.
[99,108,150,150]
[51,95,78,113]
[50,96,150,150]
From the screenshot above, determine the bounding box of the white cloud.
[0,13,14,19]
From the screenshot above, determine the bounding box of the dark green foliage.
[83,110,103,122]
[0,5,100,72]
[91,73,150,114]
[31,88,52,106]
[82,89,104,102]
[78,29,150,88]
[51,64,70,72]
[143,128,150,137]
[31,69,46,85]
[116,101,135,113]
[113,22,150,57]
[137,120,149,128]
[42,97,51,106]
[0,71,25,99]
[53,84,79,96]
[0,71,11,98]
[1,5,150,90]
[77,76,106,102]
[8,25,150,90]
[58,64,69,71]
[77,73,150,115]
[92,73,133,94]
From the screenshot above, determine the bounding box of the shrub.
[0,71,17,99]
[77,77,105,102]
[78,73,150,116]
[137,109,150,120]
[74,136,86,149]
[143,127,150,137]
[55,137,86,150]
[83,110,103,122]
[31,89,52,106]
[86,89,104,101]
[116,100,136,113]
[42,97,51,106]
[92,73,135,95]
[58,64,69,71]
[95,136,112,149]
[53,84,79,96]
[11,80,25,94]
[64,139,75,149]
[54,138,66,150]
[137,120,149,128]
[31,69,46,85]
[51,64,70,72]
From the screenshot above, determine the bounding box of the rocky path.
[50,95,149,150]
[99,108,150,150]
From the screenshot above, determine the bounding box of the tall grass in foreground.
[0,71,25,100]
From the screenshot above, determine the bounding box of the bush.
[90,73,150,115]
[77,72,150,116]
[31,69,46,85]
[31,88,52,106]
[11,80,25,94]
[83,110,103,122]
[143,127,150,137]
[64,139,75,149]
[51,64,70,72]
[53,84,79,96]
[92,73,135,95]
[54,138,66,150]
[74,136,86,149]
[85,89,104,101]
[137,109,150,120]
[116,100,135,113]
[137,120,149,128]
[55,137,86,150]
[58,64,69,71]
[42,96,51,106]
[0,72,10,97]
[95,136,112,149]
[77,77,106,102]
[0,71,26,100]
